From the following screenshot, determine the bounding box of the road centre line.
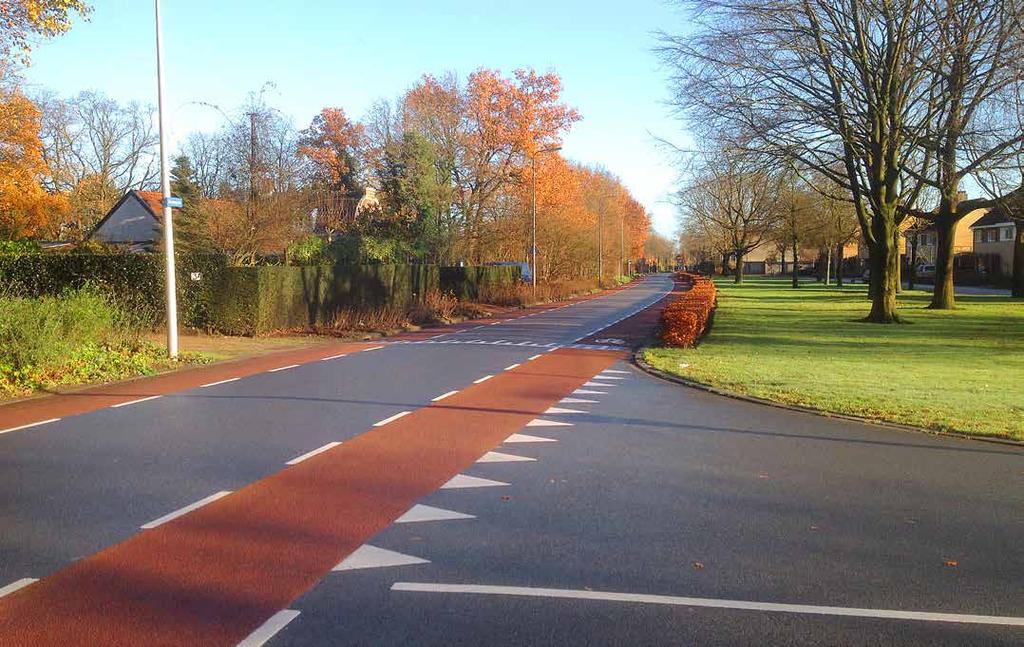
[390,583,1024,627]
[111,395,162,409]
[200,377,240,388]
[0,418,60,435]
[374,411,412,427]
[432,390,459,402]
[473,375,494,384]
[237,609,301,647]
[141,491,232,529]
[286,442,342,465]
[0,578,38,598]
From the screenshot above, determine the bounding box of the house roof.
[86,189,178,240]
[971,209,1014,228]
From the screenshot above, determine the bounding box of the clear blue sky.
[23,0,690,237]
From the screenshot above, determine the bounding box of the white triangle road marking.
[561,398,597,404]
[395,504,475,523]
[333,545,430,571]
[583,381,615,387]
[545,407,585,414]
[477,451,536,463]
[505,433,557,443]
[602,369,630,374]
[573,389,606,395]
[440,474,509,489]
[594,375,626,380]
[526,419,573,428]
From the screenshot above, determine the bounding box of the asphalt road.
[1,274,1022,646]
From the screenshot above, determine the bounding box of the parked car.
[916,264,935,280]
[487,261,532,283]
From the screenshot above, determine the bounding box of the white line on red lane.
[0,418,60,435]
[111,395,162,409]
[141,491,232,529]
[200,377,240,388]
[285,442,342,465]
[361,346,384,352]
[0,578,38,598]
[504,364,520,371]
[268,364,300,373]
[432,391,459,402]
[320,353,348,361]
[473,375,494,384]
[390,583,1024,627]
[374,411,411,427]
[237,609,301,647]
[528,354,543,360]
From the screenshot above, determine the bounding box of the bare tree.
[660,0,934,321]
[680,146,780,283]
[180,131,229,198]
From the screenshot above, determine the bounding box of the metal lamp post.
[531,146,561,295]
[154,0,178,358]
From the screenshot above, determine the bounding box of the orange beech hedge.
[661,273,717,347]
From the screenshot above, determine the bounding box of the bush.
[660,272,717,347]
[287,235,327,265]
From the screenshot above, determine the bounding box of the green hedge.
[0,254,521,336]
[0,252,229,329]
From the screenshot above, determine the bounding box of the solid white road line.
[334,545,429,571]
[268,364,300,373]
[473,375,494,384]
[141,491,232,529]
[111,395,162,409]
[361,346,384,352]
[0,578,38,598]
[432,390,459,402]
[395,504,475,523]
[320,353,348,361]
[236,609,301,647]
[389,583,1024,627]
[440,474,509,489]
[504,363,520,370]
[285,442,342,465]
[0,418,60,436]
[374,411,412,427]
[200,377,240,388]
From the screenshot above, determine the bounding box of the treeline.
[2,37,651,282]
[661,0,1024,315]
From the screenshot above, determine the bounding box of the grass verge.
[643,278,1024,440]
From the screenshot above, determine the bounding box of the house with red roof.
[87,190,175,252]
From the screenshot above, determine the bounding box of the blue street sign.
[164,196,184,209]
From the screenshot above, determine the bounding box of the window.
[975,230,983,244]
[1003,227,1014,242]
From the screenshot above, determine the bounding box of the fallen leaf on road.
[692,561,705,570]
[944,560,958,568]
[501,495,511,501]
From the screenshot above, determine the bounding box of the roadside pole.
[154,0,178,358]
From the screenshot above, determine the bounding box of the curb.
[632,350,1024,450]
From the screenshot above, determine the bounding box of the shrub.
[287,235,328,265]
[660,272,717,347]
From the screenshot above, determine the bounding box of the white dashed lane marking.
[285,442,342,465]
[0,418,60,435]
[374,411,412,427]
[141,491,232,529]
[111,395,162,409]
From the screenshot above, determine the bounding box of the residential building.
[908,207,987,266]
[970,210,1018,276]
[88,190,173,252]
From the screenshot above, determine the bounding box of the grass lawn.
[142,332,333,362]
[644,278,1024,440]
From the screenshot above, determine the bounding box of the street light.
[154,0,178,358]
[531,146,561,294]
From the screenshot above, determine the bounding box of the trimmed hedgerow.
[661,272,718,347]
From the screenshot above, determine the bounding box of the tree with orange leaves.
[0,80,67,239]
[299,107,365,194]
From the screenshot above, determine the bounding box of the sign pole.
[154,0,178,358]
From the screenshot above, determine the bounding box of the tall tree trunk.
[779,247,787,277]
[835,243,844,287]
[721,252,730,276]
[908,233,918,291]
[930,219,956,309]
[824,247,832,285]
[866,226,900,323]
[791,238,799,288]
[893,228,902,293]
[1013,224,1024,298]
[734,251,744,284]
